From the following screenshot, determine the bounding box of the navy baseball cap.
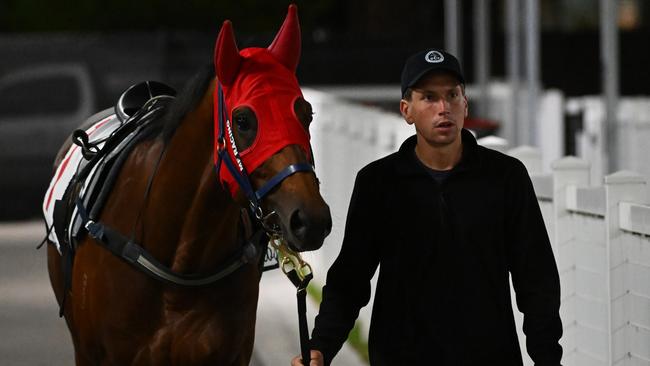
[400,49,465,97]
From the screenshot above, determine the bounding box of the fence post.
[551,156,590,366]
[477,135,509,153]
[508,145,542,174]
[603,170,647,365]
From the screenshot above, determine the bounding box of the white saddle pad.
[42,114,121,253]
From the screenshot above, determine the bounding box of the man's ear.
[400,99,413,125]
[463,95,469,118]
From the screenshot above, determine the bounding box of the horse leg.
[47,243,78,334]
[73,350,96,366]
[48,245,90,365]
[49,244,108,366]
[47,245,65,309]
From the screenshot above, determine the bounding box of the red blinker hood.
[213,4,311,197]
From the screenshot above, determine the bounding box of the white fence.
[510,147,650,366]
[467,84,650,185]
[567,96,650,185]
[303,88,650,366]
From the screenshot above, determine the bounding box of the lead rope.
[269,235,313,365]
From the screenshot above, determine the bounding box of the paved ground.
[0,220,364,365]
[0,221,72,366]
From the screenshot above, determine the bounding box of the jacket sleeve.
[310,167,381,365]
[506,160,563,365]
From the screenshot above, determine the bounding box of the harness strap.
[218,147,259,207]
[85,220,262,287]
[36,223,54,250]
[216,84,261,211]
[72,129,100,160]
[55,198,77,317]
[255,163,314,201]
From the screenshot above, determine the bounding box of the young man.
[292,49,562,366]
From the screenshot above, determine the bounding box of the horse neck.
[144,80,243,275]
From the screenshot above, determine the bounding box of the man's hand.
[290,350,324,366]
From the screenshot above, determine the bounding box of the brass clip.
[269,235,312,282]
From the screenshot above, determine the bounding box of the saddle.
[47,81,176,252]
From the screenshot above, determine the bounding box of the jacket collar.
[395,128,480,177]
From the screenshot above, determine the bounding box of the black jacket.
[311,130,562,365]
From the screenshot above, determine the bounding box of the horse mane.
[160,63,216,143]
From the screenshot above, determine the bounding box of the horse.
[42,5,331,365]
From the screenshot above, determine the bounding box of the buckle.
[216,136,226,153]
[269,235,312,282]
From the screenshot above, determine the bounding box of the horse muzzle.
[286,203,332,252]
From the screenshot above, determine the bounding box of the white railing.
[303,88,650,366]
[566,96,650,185]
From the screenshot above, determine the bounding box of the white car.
[0,63,95,220]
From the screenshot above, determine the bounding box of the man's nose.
[437,98,451,113]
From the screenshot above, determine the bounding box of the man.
[292,49,562,366]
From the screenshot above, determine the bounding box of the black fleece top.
[311,129,562,365]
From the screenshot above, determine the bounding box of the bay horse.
[43,5,331,365]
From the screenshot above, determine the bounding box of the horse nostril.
[289,206,332,249]
[290,209,308,241]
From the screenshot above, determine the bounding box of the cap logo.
[425,50,444,63]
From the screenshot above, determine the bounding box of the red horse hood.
[213,5,310,197]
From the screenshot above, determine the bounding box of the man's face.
[400,72,468,148]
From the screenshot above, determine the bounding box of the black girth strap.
[85,219,263,287]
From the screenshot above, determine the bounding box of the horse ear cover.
[213,5,311,198]
[267,4,301,72]
[214,20,243,86]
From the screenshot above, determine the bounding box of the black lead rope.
[286,267,313,365]
[298,280,312,365]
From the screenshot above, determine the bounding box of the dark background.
[1,0,649,220]
[2,0,650,103]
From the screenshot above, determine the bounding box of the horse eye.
[235,115,251,132]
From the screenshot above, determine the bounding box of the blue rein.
[214,83,314,213]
